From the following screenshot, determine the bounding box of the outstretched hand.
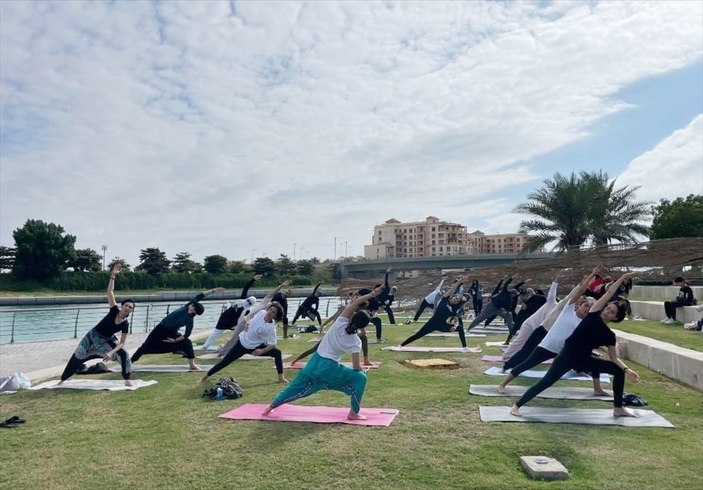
[111,262,122,275]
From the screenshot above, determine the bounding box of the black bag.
[202,377,244,400]
[622,393,648,407]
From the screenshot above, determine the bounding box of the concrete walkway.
[0,328,213,383]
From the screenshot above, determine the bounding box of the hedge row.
[0,272,316,292]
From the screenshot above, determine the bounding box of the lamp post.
[101,245,107,271]
[250,249,256,263]
[334,237,337,261]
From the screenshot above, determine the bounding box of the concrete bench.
[629,300,701,324]
[631,285,703,300]
[614,329,703,391]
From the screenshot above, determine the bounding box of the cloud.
[1,1,701,265]
[617,114,703,203]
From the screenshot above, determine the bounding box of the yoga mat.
[424,332,487,338]
[198,353,291,360]
[469,328,507,335]
[481,355,552,364]
[29,379,158,391]
[469,384,613,401]
[382,345,482,353]
[478,406,674,428]
[483,366,610,383]
[219,403,399,426]
[485,341,508,347]
[282,361,382,370]
[110,365,214,373]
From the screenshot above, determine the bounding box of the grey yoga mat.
[478,406,674,428]
[29,379,158,391]
[483,365,610,383]
[469,384,613,401]
[110,365,215,373]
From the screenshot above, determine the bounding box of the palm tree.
[515,171,651,252]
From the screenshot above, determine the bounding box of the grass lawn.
[1,319,702,490]
[613,319,703,352]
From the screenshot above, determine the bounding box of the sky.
[1,0,702,268]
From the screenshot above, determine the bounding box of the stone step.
[629,300,701,323]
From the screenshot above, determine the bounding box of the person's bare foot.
[509,404,521,417]
[125,380,133,387]
[363,360,373,366]
[262,406,275,415]
[613,407,639,418]
[189,364,202,371]
[593,390,611,397]
[197,375,208,384]
[497,385,507,394]
[278,376,289,384]
[347,411,367,420]
[57,380,65,386]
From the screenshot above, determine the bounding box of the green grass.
[613,319,703,352]
[1,322,702,490]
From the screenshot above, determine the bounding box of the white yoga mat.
[483,365,611,383]
[469,384,613,401]
[424,332,487,338]
[110,365,214,373]
[469,328,507,335]
[485,341,508,347]
[382,345,482,353]
[478,406,674,428]
[29,379,158,391]
[197,353,291,360]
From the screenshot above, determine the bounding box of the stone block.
[520,456,570,481]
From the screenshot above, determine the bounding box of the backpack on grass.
[202,377,243,400]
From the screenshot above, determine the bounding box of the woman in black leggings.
[399,277,469,349]
[511,272,640,418]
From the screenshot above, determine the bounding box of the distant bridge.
[337,252,556,279]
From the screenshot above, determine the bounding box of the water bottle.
[216,387,224,401]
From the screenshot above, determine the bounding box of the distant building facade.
[363,216,538,259]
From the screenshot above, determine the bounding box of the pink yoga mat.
[219,403,399,426]
[282,361,382,370]
[481,355,553,364]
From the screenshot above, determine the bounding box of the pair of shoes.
[684,322,698,330]
[663,318,677,324]
[660,318,670,323]
[375,338,385,344]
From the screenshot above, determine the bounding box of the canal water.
[0,296,344,344]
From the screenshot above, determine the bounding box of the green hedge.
[0,272,317,292]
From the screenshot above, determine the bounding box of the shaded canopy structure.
[337,238,703,304]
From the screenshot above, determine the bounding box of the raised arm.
[340,285,383,318]
[384,268,391,291]
[591,272,637,312]
[107,263,122,308]
[312,283,321,296]
[442,277,464,299]
[245,280,292,322]
[239,274,262,299]
[570,264,604,304]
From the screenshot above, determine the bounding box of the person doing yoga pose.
[510,272,640,418]
[58,263,134,386]
[398,277,472,350]
[262,286,382,420]
[131,287,225,371]
[202,275,261,350]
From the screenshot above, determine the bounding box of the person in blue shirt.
[131,287,225,370]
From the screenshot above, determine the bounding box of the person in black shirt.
[662,276,695,324]
[466,277,524,332]
[376,268,397,325]
[510,272,641,418]
[469,280,483,316]
[58,263,135,386]
[272,288,291,338]
[291,283,322,327]
[202,275,261,350]
[399,277,472,350]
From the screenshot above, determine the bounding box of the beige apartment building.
[363,216,535,259]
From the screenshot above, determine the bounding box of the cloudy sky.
[1,0,702,267]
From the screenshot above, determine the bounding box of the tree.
[70,248,102,272]
[581,170,651,246]
[296,259,314,276]
[0,246,16,272]
[12,219,76,280]
[108,257,131,272]
[135,248,170,275]
[253,257,276,276]
[515,171,651,252]
[227,260,250,274]
[172,252,201,274]
[276,254,297,276]
[650,194,703,239]
[203,255,228,274]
